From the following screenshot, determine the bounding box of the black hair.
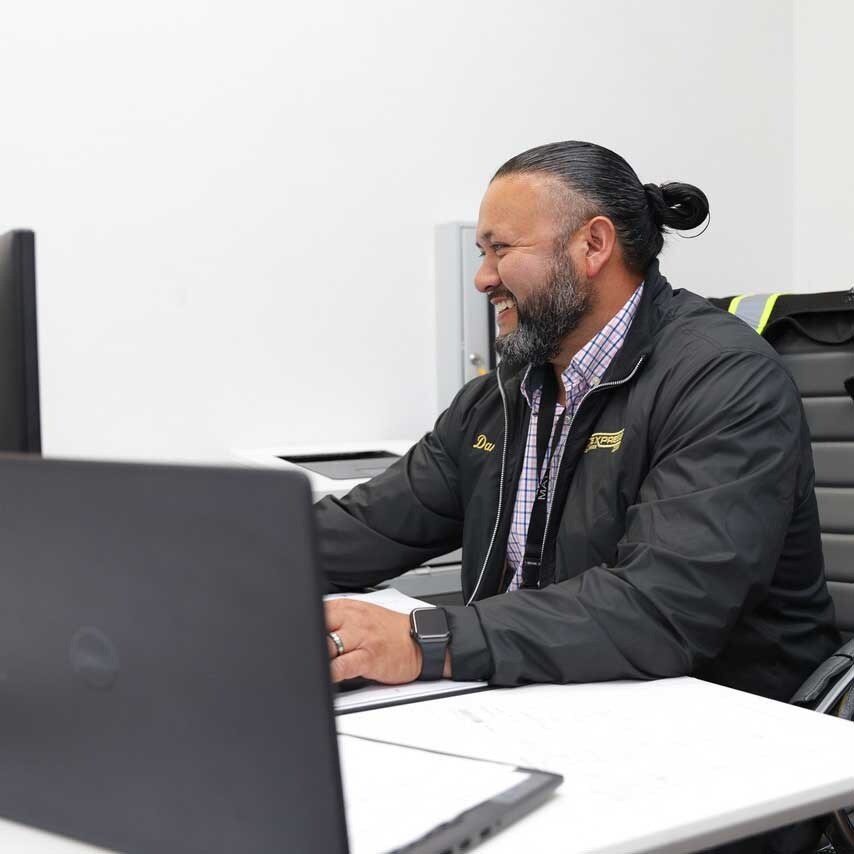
[493,140,709,274]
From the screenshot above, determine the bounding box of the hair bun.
[657,182,710,231]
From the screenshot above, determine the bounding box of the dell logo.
[69,627,120,690]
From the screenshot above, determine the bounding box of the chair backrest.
[710,290,854,636]
[791,637,854,850]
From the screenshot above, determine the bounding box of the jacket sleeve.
[443,349,806,685]
[316,401,465,592]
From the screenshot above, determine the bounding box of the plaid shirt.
[506,285,643,591]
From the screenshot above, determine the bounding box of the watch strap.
[410,608,449,681]
[418,636,447,681]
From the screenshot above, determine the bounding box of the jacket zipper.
[537,356,646,580]
[466,365,510,606]
[466,355,645,605]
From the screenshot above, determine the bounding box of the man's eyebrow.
[475,230,494,249]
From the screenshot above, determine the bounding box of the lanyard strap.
[521,367,567,589]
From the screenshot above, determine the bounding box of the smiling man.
[317,141,839,711]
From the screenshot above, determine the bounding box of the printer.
[233,440,462,605]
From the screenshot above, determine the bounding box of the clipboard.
[339,734,563,854]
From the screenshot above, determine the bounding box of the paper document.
[325,588,489,713]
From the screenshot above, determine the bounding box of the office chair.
[791,639,854,852]
[710,289,854,853]
[709,289,854,638]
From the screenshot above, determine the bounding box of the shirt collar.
[520,283,644,408]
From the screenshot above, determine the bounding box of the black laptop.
[0,457,347,853]
[0,456,561,853]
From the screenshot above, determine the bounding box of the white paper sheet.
[338,734,528,854]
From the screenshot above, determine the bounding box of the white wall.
[793,0,854,293]
[0,0,795,462]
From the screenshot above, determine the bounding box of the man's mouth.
[492,297,516,316]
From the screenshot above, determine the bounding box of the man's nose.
[474,257,500,293]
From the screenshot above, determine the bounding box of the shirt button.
[590,377,600,386]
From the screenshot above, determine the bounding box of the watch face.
[412,608,449,640]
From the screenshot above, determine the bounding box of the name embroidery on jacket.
[584,429,624,454]
[472,434,496,453]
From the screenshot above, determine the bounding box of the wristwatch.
[409,607,450,681]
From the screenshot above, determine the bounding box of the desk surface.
[3,677,854,853]
[339,677,854,853]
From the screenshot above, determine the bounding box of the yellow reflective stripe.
[728,294,751,315]
[755,292,786,334]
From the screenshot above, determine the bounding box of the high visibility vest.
[726,293,787,335]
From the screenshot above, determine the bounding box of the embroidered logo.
[584,429,624,454]
[472,433,496,453]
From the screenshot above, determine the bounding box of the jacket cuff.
[443,605,494,681]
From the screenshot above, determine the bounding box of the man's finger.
[324,599,347,632]
[330,649,372,683]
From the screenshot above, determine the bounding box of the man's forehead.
[476,172,566,242]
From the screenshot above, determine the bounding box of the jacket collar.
[600,258,671,382]
[498,258,672,399]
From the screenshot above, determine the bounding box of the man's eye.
[475,243,507,257]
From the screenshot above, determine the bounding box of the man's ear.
[580,216,617,278]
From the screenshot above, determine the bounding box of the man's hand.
[325,599,422,684]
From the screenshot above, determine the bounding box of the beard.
[494,252,594,372]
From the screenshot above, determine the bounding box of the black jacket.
[317,262,840,702]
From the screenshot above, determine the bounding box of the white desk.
[339,677,854,853]
[3,677,854,853]
[232,439,416,499]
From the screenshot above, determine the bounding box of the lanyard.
[520,367,567,589]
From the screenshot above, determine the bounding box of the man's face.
[475,173,594,369]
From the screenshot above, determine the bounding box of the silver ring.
[328,631,345,657]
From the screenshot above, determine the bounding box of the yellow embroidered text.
[584,429,624,454]
[472,434,496,452]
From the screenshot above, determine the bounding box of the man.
[318,140,839,704]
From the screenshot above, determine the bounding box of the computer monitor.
[0,229,41,453]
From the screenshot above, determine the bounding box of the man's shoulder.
[644,287,802,417]
[659,287,784,365]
